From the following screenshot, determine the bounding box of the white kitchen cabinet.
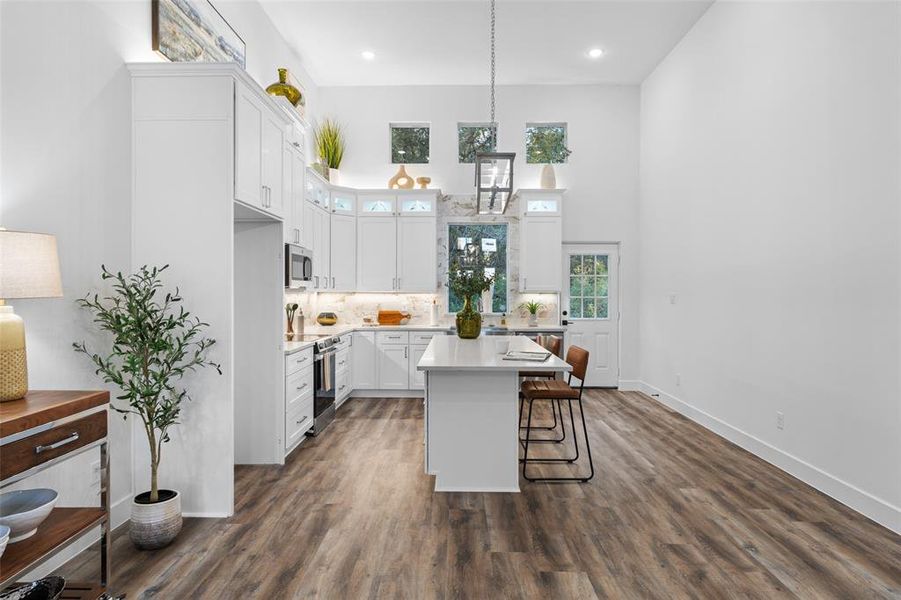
[284,143,305,245]
[261,113,285,218]
[285,348,314,455]
[234,86,263,208]
[520,216,562,292]
[352,331,377,389]
[301,200,315,249]
[397,217,437,292]
[409,344,428,389]
[357,217,398,291]
[330,213,356,291]
[378,345,409,390]
[357,192,396,217]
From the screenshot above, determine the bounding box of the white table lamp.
[0,230,63,401]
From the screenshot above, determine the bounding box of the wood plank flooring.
[58,390,901,599]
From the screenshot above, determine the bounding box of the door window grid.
[569,254,608,319]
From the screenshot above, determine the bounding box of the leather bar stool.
[520,345,594,482]
[518,335,565,443]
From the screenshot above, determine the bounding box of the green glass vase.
[456,296,482,339]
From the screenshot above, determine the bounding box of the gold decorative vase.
[265,68,302,107]
[455,296,481,339]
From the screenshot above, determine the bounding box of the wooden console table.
[0,391,110,598]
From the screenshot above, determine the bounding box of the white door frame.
[561,241,622,388]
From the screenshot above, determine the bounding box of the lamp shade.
[0,230,63,299]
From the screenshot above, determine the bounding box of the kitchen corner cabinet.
[397,216,437,292]
[357,217,398,291]
[352,331,377,389]
[330,213,356,291]
[519,191,564,292]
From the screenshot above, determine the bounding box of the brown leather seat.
[521,379,580,399]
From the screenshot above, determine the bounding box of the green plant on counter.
[519,300,545,315]
[315,118,345,169]
[73,265,221,503]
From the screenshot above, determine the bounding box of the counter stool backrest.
[565,346,589,384]
[537,334,562,357]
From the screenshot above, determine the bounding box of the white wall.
[319,85,641,380]
[0,0,317,554]
[639,1,901,532]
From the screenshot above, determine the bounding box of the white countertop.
[417,335,571,373]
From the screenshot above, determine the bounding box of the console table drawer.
[1,411,107,480]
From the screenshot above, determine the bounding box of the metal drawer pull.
[338,360,346,366]
[35,432,79,454]
[296,383,308,391]
[339,385,346,391]
[296,416,307,424]
[297,356,309,363]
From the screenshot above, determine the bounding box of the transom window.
[390,123,430,164]
[458,123,497,163]
[525,122,570,164]
[447,223,508,314]
[568,254,608,319]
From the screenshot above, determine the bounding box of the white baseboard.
[349,390,424,399]
[631,381,901,534]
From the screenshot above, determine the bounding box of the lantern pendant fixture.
[475,0,515,215]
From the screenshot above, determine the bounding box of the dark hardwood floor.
[59,391,901,599]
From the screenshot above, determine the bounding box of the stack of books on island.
[503,350,551,362]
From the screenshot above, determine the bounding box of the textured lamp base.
[0,306,27,402]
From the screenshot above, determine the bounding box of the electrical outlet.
[675,373,681,386]
[668,293,678,305]
[776,412,785,430]
[91,460,101,486]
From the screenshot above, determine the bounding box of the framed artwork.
[152,0,246,68]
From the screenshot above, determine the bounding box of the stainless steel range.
[294,334,339,436]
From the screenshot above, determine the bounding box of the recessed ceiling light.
[588,48,604,59]
[361,50,376,61]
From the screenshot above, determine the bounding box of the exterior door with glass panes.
[561,244,619,387]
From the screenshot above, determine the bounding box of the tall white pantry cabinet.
[128,63,296,515]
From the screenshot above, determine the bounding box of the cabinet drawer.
[411,331,437,344]
[377,331,409,345]
[1,411,107,480]
[286,365,313,407]
[285,348,314,376]
[286,395,314,450]
[336,368,351,401]
[335,348,350,373]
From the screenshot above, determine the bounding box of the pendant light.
[475,0,515,215]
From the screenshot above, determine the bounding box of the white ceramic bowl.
[0,489,58,543]
[0,524,9,558]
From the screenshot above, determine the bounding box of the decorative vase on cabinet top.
[388,165,415,189]
[416,176,431,189]
[540,164,556,189]
[265,68,302,107]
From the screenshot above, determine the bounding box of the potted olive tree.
[74,265,220,550]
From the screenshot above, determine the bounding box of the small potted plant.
[315,118,345,184]
[519,300,545,327]
[447,256,495,339]
[74,265,220,550]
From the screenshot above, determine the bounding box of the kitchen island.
[417,335,571,492]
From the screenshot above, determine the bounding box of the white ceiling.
[259,0,713,87]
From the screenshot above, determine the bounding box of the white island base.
[419,335,571,493]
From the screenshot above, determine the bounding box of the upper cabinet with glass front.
[330,189,356,214]
[357,192,396,217]
[305,168,330,210]
[518,190,564,216]
[398,192,437,216]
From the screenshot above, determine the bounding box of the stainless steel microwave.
[285,244,313,288]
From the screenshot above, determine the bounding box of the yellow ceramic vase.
[0,304,28,401]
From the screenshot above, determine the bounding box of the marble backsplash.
[284,193,561,329]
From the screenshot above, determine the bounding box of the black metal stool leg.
[519,397,566,445]
[576,396,595,482]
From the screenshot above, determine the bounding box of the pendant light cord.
[489,0,497,146]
